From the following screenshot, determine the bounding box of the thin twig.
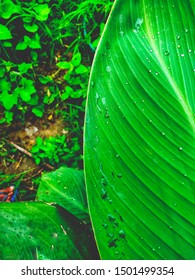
[7,140,54,170]
[8,141,32,157]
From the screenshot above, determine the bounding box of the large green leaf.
[84,0,195,259]
[36,167,89,222]
[0,202,99,260]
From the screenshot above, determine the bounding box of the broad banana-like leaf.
[84,0,195,259]
[36,167,89,222]
[0,202,99,260]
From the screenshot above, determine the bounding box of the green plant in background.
[84,0,195,259]
[0,0,114,123]
[56,51,89,99]
[0,167,99,259]
[1,0,194,261]
[31,134,81,168]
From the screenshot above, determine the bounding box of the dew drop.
[106,66,111,72]
[119,230,126,238]
[157,31,160,35]
[177,44,181,48]
[150,49,153,52]
[188,49,192,53]
[104,112,110,119]
[161,132,165,136]
[148,69,152,73]
[116,154,120,158]
[149,120,152,123]
[101,189,107,199]
[125,82,129,85]
[119,30,124,36]
[155,72,159,75]
[179,147,183,151]
[102,223,108,228]
[134,18,143,31]
[169,225,172,229]
[164,50,170,56]
[108,214,116,222]
[176,35,181,40]
[152,248,155,251]
[180,54,185,57]
[117,174,122,178]
[185,28,188,33]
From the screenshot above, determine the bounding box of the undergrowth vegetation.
[0,0,114,199]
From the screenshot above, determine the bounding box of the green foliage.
[0,167,99,260]
[36,167,89,222]
[84,0,195,260]
[57,51,90,100]
[31,134,81,168]
[0,0,113,123]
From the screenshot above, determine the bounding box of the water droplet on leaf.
[119,230,126,238]
[164,50,169,56]
[106,66,111,72]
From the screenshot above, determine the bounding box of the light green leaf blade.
[0,24,12,40]
[36,167,89,222]
[0,202,98,260]
[84,0,195,260]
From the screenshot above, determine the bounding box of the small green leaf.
[5,111,13,123]
[0,24,12,40]
[23,23,39,33]
[75,64,88,74]
[71,52,82,66]
[3,41,12,47]
[16,78,36,102]
[0,77,11,92]
[16,41,28,50]
[56,61,70,69]
[0,68,5,78]
[39,75,53,84]
[18,63,32,74]
[33,4,51,21]
[32,106,44,117]
[0,90,18,110]
[29,33,41,49]
[1,0,21,19]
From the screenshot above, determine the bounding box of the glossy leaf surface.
[0,202,98,260]
[84,0,195,259]
[36,167,89,222]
